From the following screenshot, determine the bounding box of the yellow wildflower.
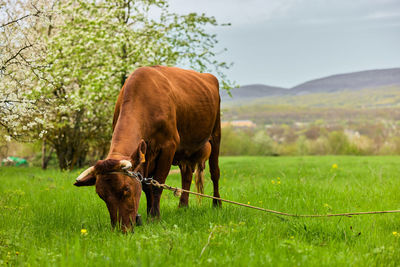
[81,229,88,236]
[277,181,281,185]
[247,201,250,204]
[290,236,294,239]
[393,232,399,236]
[15,251,19,255]
[277,177,280,180]
[271,180,275,184]
[323,203,331,208]
[332,164,338,169]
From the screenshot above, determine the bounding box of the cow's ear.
[74,174,96,186]
[137,140,147,164]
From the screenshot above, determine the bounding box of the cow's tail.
[194,161,205,202]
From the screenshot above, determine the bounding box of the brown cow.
[74,66,221,231]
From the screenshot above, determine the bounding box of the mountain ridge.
[223,68,400,104]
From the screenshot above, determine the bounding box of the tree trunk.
[51,110,90,170]
[55,143,67,170]
[54,142,87,170]
[41,139,49,169]
[41,139,54,170]
[54,143,85,170]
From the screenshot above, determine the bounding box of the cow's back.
[153,66,219,146]
[124,66,220,155]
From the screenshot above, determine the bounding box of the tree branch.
[1,43,33,71]
[0,14,30,28]
[0,9,41,28]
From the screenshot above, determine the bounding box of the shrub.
[251,130,275,155]
[328,131,351,154]
[296,135,309,155]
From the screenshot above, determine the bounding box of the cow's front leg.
[150,142,177,218]
[142,183,153,216]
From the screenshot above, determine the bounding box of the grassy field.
[1,156,400,266]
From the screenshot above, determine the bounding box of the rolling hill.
[222,68,400,106]
[220,84,288,99]
[292,68,400,95]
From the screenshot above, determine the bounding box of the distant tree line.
[220,121,400,156]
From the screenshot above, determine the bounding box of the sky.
[168,0,400,88]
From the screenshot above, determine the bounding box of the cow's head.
[74,141,147,232]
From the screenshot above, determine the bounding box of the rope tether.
[117,170,400,218]
[149,179,400,218]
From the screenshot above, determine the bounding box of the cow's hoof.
[136,214,143,226]
[178,201,189,208]
[213,199,222,207]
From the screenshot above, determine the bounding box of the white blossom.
[0,0,232,169]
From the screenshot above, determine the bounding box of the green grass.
[1,156,400,266]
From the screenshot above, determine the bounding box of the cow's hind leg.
[179,163,194,207]
[209,114,222,207]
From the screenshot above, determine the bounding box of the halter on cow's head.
[74,140,147,232]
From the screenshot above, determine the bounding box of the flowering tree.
[0,0,232,169]
[1,0,52,139]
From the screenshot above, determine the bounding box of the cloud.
[167,0,400,87]
[168,0,300,25]
[168,0,400,26]
[366,11,400,20]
